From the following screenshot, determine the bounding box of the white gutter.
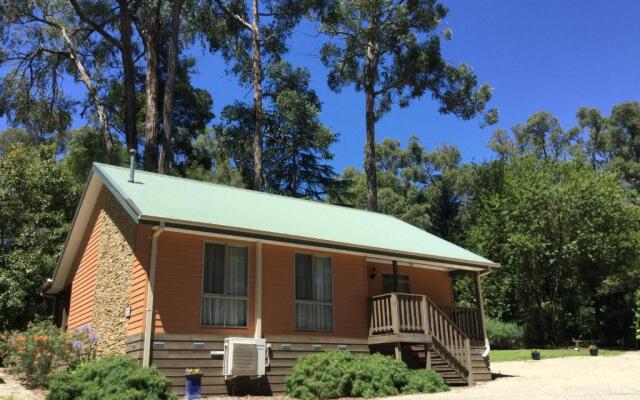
[142,222,165,367]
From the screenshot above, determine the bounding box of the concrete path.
[388,351,640,400]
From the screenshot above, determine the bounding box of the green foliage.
[285,351,448,400]
[485,318,524,349]
[285,350,353,400]
[318,0,494,123]
[1,321,68,385]
[61,127,128,184]
[336,136,468,241]
[467,157,640,345]
[0,144,79,329]
[217,61,342,199]
[47,355,177,400]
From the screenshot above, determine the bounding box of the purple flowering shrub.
[67,323,99,369]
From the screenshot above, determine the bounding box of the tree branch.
[213,0,252,30]
[69,0,122,49]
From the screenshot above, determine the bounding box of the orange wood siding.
[127,224,152,335]
[150,232,369,339]
[261,244,369,338]
[152,231,256,336]
[367,262,454,307]
[67,195,104,330]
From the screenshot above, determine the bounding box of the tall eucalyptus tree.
[318,0,496,211]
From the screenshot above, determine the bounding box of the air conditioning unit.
[223,337,267,379]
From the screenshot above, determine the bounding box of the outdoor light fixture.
[369,266,377,279]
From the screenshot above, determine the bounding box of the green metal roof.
[93,163,497,268]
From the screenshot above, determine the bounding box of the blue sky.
[188,0,640,171]
[4,0,640,172]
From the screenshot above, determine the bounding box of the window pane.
[203,244,225,294]
[295,302,312,330]
[225,298,247,327]
[313,256,332,302]
[201,296,224,326]
[316,304,333,331]
[382,274,410,293]
[226,246,248,296]
[295,254,313,301]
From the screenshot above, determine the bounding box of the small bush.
[47,355,176,400]
[286,351,449,400]
[2,321,68,385]
[486,318,525,349]
[285,351,353,400]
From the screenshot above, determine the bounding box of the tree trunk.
[250,0,263,191]
[159,0,185,174]
[60,27,113,158]
[119,0,138,151]
[364,42,378,211]
[143,0,162,171]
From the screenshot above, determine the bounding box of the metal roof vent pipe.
[128,149,136,183]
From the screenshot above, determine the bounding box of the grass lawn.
[490,348,624,362]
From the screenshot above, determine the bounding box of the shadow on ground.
[491,372,517,380]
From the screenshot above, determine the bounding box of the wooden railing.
[369,293,394,336]
[368,293,472,383]
[438,305,484,341]
[423,296,472,383]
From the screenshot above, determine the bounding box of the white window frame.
[294,253,334,332]
[200,242,249,328]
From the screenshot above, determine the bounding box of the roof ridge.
[93,162,402,221]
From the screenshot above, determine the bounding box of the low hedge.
[47,355,176,400]
[285,351,449,400]
[485,318,525,349]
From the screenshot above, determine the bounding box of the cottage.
[44,163,499,396]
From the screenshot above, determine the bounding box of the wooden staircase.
[405,343,491,385]
[368,293,491,386]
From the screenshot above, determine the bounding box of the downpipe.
[479,269,493,359]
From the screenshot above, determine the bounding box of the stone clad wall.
[92,191,136,355]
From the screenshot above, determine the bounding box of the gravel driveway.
[388,351,640,400]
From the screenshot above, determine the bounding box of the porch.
[367,292,488,385]
[365,262,489,386]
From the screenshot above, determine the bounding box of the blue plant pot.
[185,374,202,399]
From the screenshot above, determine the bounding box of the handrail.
[438,305,484,341]
[368,293,472,383]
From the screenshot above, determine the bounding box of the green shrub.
[2,321,68,385]
[285,351,449,400]
[47,355,176,400]
[285,351,354,400]
[403,369,450,394]
[486,318,525,349]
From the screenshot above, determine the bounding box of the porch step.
[407,345,492,385]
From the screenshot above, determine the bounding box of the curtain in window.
[203,244,224,294]
[201,244,247,327]
[295,255,333,330]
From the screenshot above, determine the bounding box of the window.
[201,243,248,327]
[295,254,333,331]
[382,273,411,293]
